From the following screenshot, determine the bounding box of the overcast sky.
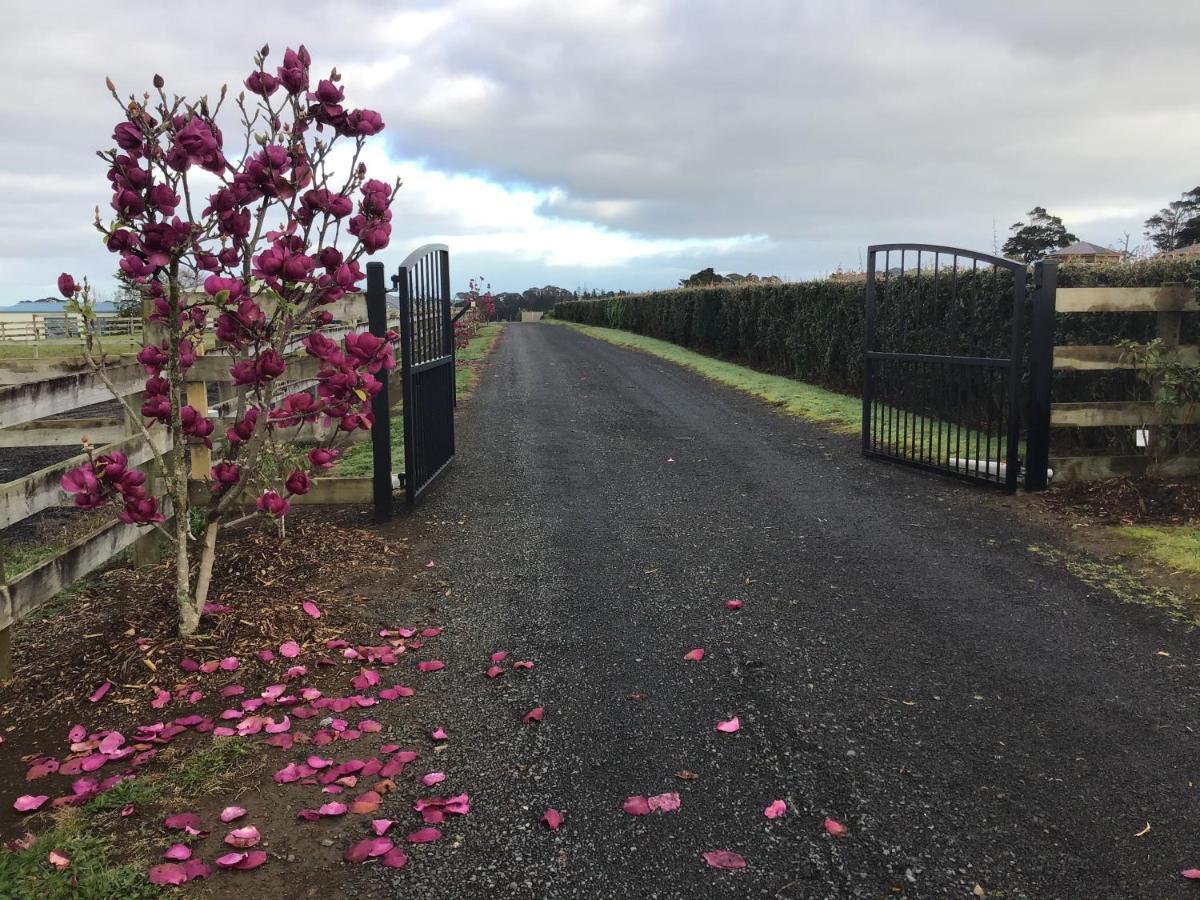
[2,0,1198,302]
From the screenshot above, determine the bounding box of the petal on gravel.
[417,660,445,673]
[485,666,505,679]
[302,601,321,619]
[164,843,192,861]
[219,657,240,671]
[541,808,564,830]
[1183,868,1200,879]
[319,802,347,817]
[683,648,704,661]
[236,850,267,869]
[715,716,740,733]
[380,848,408,868]
[513,660,534,670]
[13,795,48,812]
[69,723,86,743]
[220,806,246,823]
[648,792,681,813]
[350,791,382,815]
[407,827,441,844]
[430,727,448,741]
[490,651,507,662]
[280,641,301,659]
[675,771,699,780]
[89,681,112,703]
[725,599,742,610]
[703,850,747,870]
[148,862,189,885]
[164,812,202,832]
[823,816,847,837]
[422,772,446,787]
[622,795,652,816]
[522,707,545,725]
[764,800,786,819]
[372,819,395,836]
[224,825,260,848]
[216,852,245,868]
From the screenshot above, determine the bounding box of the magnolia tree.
[59,45,399,635]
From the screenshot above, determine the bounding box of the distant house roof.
[1050,240,1121,257]
[1161,243,1200,258]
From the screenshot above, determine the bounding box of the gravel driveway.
[361,322,1200,899]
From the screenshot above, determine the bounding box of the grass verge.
[0,809,157,900]
[1115,526,1200,575]
[335,323,505,477]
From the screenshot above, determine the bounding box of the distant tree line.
[678,268,783,288]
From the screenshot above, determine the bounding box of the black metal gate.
[395,243,455,505]
[862,243,1029,492]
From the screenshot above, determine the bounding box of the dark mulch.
[1039,476,1200,526]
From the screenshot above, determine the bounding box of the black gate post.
[365,261,393,521]
[861,249,877,455]
[1025,260,1057,491]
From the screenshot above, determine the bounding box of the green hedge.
[553,259,1200,396]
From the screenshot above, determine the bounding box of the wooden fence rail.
[0,287,405,677]
[1048,282,1200,483]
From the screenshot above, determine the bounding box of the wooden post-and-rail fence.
[0,266,402,679]
[1032,278,1200,483]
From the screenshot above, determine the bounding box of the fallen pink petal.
[89,680,112,703]
[522,706,545,725]
[280,640,301,658]
[683,648,705,661]
[302,601,322,619]
[824,816,848,837]
[647,792,681,813]
[622,795,652,816]
[703,850,747,870]
[726,599,743,610]
[407,827,442,844]
[716,716,740,733]
[380,848,408,868]
[1183,868,1200,880]
[48,849,70,869]
[224,825,261,848]
[417,660,445,673]
[764,799,787,819]
[422,772,446,786]
[13,795,48,812]
[431,727,448,741]
[163,843,192,861]
[513,660,535,670]
[148,862,189,885]
[220,806,247,823]
[541,808,564,830]
[485,665,505,679]
[372,819,395,836]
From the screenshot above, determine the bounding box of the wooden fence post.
[1025,261,1057,491]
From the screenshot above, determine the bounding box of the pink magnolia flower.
[57,273,76,297]
[256,491,289,519]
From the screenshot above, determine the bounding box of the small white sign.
[1136,427,1150,448]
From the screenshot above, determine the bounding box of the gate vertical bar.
[366,262,393,521]
[397,262,417,506]
[441,249,458,410]
[1025,260,1057,491]
[861,249,877,455]
[1003,266,1027,492]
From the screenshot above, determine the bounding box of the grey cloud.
[1,0,1197,300]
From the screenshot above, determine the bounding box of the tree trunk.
[166,266,197,636]
[192,520,220,613]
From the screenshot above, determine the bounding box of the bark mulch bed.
[1036,476,1200,527]
[0,507,454,898]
